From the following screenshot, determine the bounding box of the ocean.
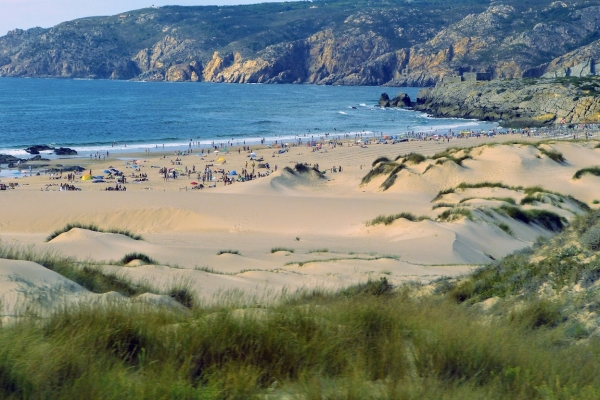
[0,78,497,157]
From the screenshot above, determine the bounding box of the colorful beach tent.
[81,174,92,181]
[216,157,226,164]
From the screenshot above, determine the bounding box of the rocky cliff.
[414,76,600,127]
[2,1,600,85]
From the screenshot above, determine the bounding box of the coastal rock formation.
[25,145,53,154]
[0,154,22,164]
[414,77,600,127]
[379,92,412,108]
[2,1,600,85]
[54,147,77,156]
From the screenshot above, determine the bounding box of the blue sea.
[0,78,497,157]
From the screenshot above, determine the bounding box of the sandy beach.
[1,133,599,313]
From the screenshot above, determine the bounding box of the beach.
[1,132,599,310]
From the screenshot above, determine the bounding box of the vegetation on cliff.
[3,0,600,85]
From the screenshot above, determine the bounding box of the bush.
[120,253,156,265]
[46,223,143,242]
[510,299,564,329]
[367,213,430,226]
[401,153,426,164]
[573,167,600,180]
[581,225,600,251]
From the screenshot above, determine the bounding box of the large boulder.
[378,93,391,107]
[54,147,77,155]
[0,154,22,164]
[25,145,53,154]
[390,92,412,107]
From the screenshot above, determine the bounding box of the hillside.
[2,0,600,85]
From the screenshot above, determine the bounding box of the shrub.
[497,206,565,232]
[437,208,473,222]
[271,247,294,253]
[217,250,241,255]
[495,222,514,236]
[509,299,564,329]
[367,213,430,226]
[581,225,600,251]
[537,148,565,163]
[372,156,391,167]
[573,167,600,180]
[401,153,426,164]
[120,253,156,265]
[46,222,143,242]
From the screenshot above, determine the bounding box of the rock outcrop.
[54,147,77,156]
[2,1,600,85]
[414,77,600,127]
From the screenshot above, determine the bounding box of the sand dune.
[1,137,600,314]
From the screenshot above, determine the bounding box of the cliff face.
[1,1,600,85]
[414,77,600,127]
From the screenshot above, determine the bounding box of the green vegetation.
[371,156,391,167]
[459,196,516,205]
[307,248,329,253]
[537,147,566,163]
[397,152,426,164]
[573,166,600,180]
[271,247,295,253]
[120,253,156,265]
[495,205,565,232]
[437,207,473,222]
[0,243,149,296]
[217,250,241,255]
[495,222,514,236]
[9,210,600,396]
[367,212,430,226]
[46,222,143,242]
[431,202,456,210]
[361,162,400,185]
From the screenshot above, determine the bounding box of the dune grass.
[495,222,514,236]
[120,252,157,265]
[46,222,143,242]
[437,208,473,222]
[0,243,150,296]
[307,248,329,253]
[217,250,241,255]
[496,205,566,232]
[396,152,426,164]
[6,212,600,397]
[1,279,600,398]
[537,147,566,163]
[361,162,400,185]
[573,166,600,180]
[271,247,295,253]
[431,202,456,210]
[367,212,430,226]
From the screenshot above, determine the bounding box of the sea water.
[0,78,497,157]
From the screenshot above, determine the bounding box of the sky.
[0,0,295,36]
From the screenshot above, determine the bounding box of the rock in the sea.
[25,145,54,154]
[390,92,412,107]
[378,93,391,107]
[0,154,22,164]
[54,147,77,155]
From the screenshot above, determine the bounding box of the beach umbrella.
[230,170,237,175]
[250,152,257,157]
[81,174,92,181]
[217,157,226,164]
[190,181,198,185]
[103,169,111,174]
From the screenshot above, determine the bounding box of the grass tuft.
[120,253,157,265]
[573,167,600,180]
[271,247,295,253]
[46,222,143,242]
[217,250,241,255]
[367,213,430,226]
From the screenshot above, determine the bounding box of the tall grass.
[496,205,566,232]
[46,222,143,242]
[367,213,430,226]
[0,243,148,296]
[573,166,600,180]
[1,284,600,398]
[271,247,295,253]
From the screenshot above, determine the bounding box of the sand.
[1,134,600,316]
